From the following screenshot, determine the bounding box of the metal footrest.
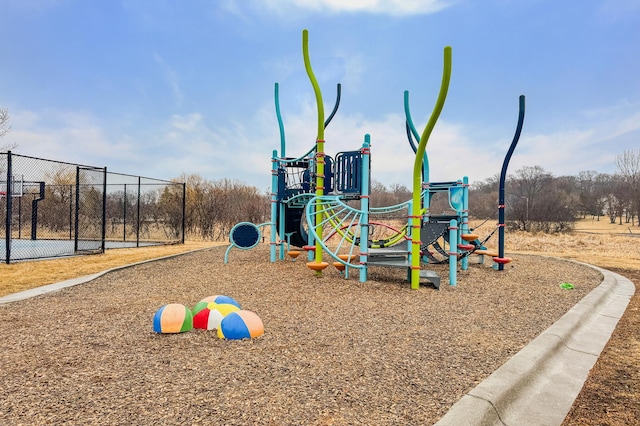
[419,270,440,289]
[368,247,408,262]
[367,259,410,268]
[367,255,441,289]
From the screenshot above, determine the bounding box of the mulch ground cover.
[0,246,603,425]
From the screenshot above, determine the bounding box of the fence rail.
[1,151,185,263]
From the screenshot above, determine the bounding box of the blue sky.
[1,0,639,190]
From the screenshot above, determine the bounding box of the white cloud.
[337,52,367,92]
[153,53,185,108]
[512,129,600,177]
[168,113,204,132]
[253,95,640,190]
[144,107,278,187]
[218,0,252,22]
[579,101,640,141]
[259,0,454,16]
[8,96,640,193]
[9,109,137,167]
[612,111,640,139]
[151,97,617,192]
[268,98,473,188]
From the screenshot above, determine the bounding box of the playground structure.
[225,29,525,289]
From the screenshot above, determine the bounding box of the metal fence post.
[101,167,107,253]
[18,196,22,239]
[74,166,80,252]
[68,185,72,240]
[5,151,12,263]
[123,183,127,243]
[136,176,141,247]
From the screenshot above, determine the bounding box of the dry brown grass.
[506,228,640,268]
[466,218,640,271]
[572,217,639,234]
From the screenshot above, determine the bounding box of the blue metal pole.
[270,150,279,262]
[449,219,458,286]
[279,204,285,260]
[4,151,11,264]
[274,83,286,157]
[324,83,342,129]
[359,134,371,283]
[461,176,470,271]
[498,95,526,271]
[406,199,413,281]
[404,90,429,184]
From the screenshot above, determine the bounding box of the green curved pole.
[410,46,452,289]
[302,29,326,270]
[274,82,286,157]
[302,29,325,146]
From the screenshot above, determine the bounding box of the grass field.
[508,217,640,271]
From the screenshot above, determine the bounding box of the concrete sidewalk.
[434,263,635,426]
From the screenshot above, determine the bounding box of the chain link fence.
[1,152,185,263]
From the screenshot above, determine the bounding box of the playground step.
[367,257,441,289]
[420,270,441,290]
[367,258,411,267]
[368,247,408,258]
[283,193,315,208]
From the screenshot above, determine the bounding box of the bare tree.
[469,174,500,219]
[576,170,601,219]
[0,107,17,152]
[173,173,269,241]
[505,166,577,233]
[369,180,395,208]
[0,108,10,138]
[615,149,640,226]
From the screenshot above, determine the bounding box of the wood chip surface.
[0,246,603,425]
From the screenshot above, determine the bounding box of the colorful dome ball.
[153,303,193,334]
[192,302,240,330]
[199,295,241,309]
[217,310,264,340]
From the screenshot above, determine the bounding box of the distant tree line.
[176,173,270,240]
[170,149,640,241]
[3,102,637,239]
[470,149,640,233]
